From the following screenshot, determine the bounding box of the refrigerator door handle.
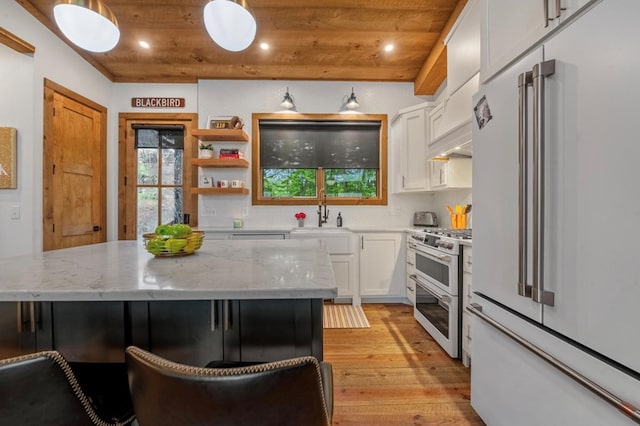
[555,0,566,19]
[532,60,556,307]
[518,71,533,298]
[544,0,550,27]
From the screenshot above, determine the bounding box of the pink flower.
[295,212,306,220]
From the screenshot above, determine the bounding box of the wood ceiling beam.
[0,26,35,54]
[414,0,468,95]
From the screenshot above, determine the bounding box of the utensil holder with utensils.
[448,204,471,229]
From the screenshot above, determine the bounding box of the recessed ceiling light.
[384,44,394,52]
[139,40,150,49]
[260,42,269,50]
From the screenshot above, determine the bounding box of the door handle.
[532,60,556,307]
[518,71,533,298]
[93,225,102,232]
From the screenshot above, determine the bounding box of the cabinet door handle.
[361,236,364,250]
[29,302,36,333]
[16,302,23,333]
[223,300,231,331]
[211,300,218,331]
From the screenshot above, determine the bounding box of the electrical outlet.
[10,206,20,220]
[241,206,249,217]
[202,208,216,217]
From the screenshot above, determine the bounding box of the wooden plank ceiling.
[16,0,466,94]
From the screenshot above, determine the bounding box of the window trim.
[251,113,388,206]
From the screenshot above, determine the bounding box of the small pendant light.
[346,88,360,110]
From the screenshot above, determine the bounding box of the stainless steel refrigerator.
[470,1,640,424]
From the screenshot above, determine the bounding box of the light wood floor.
[323,304,485,426]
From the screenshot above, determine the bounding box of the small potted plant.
[199,143,215,159]
[295,212,306,227]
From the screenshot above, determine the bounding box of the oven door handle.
[416,279,452,305]
[415,247,451,264]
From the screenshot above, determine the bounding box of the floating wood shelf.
[192,128,249,142]
[192,158,249,168]
[191,187,249,195]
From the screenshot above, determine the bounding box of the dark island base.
[1,299,324,421]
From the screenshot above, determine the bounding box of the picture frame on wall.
[0,127,17,189]
[207,115,243,130]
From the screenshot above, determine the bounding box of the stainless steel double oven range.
[408,228,471,358]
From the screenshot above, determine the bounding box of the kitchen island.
[0,238,336,301]
[0,239,336,420]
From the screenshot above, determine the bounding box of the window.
[119,114,197,240]
[252,114,388,205]
[133,125,185,237]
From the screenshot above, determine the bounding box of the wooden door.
[43,79,106,251]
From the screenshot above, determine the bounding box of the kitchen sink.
[289,228,354,254]
[289,227,350,234]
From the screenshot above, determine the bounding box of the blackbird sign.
[131,97,185,108]
[0,127,17,189]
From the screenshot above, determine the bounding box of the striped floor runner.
[323,304,370,329]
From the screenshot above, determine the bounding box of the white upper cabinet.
[446,0,481,95]
[426,0,479,160]
[391,103,433,193]
[426,74,477,159]
[480,0,597,83]
[428,158,472,190]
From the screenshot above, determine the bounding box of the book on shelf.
[218,148,240,159]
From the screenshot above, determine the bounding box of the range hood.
[428,118,472,159]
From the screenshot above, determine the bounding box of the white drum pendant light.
[53,0,120,53]
[203,0,257,52]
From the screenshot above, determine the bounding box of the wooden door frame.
[118,113,199,240]
[43,78,107,250]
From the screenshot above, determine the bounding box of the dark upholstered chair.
[125,346,333,426]
[0,350,136,426]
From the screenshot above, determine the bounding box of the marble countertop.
[198,226,415,233]
[0,239,337,301]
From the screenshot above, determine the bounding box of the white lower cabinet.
[331,254,359,305]
[289,231,359,305]
[358,233,406,301]
[462,245,473,367]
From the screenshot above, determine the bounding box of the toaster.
[413,211,438,227]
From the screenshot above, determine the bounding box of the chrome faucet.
[318,188,329,227]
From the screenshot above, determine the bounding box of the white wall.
[0,44,34,257]
[194,80,436,229]
[0,2,113,256]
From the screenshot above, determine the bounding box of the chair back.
[126,346,332,426]
[0,350,135,426]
